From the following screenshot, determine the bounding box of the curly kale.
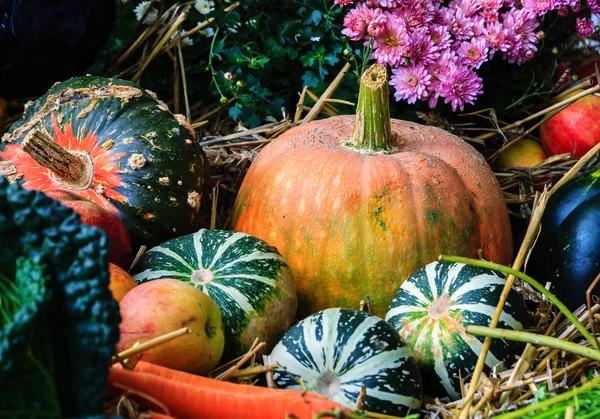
[0,176,121,418]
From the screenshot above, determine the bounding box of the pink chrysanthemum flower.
[589,0,600,14]
[426,50,459,107]
[481,0,503,23]
[485,22,510,54]
[521,0,555,17]
[432,6,450,25]
[502,8,539,65]
[453,0,482,17]
[576,17,596,37]
[396,0,435,28]
[390,64,432,104]
[341,3,371,41]
[446,8,475,42]
[366,0,399,7]
[429,24,453,51]
[372,13,411,66]
[334,0,354,6]
[367,8,388,37]
[458,38,489,69]
[439,65,483,111]
[408,27,438,65]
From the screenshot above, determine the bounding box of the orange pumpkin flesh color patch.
[232,64,513,318]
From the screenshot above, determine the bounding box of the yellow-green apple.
[117,279,225,374]
[45,190,132,269]
[108,263,136,303]
[496,138,548,169]
[539,89,600,158]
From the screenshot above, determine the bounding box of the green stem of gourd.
[439,254,599,350]
[466,325,600,362]
[348,64,392,152]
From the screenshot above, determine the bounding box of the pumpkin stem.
[22,129,94,189]
[348,64,392,152]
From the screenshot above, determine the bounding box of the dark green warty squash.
[527,168,600,310]
[0,76,210,251]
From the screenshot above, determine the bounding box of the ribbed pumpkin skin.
[131,229,298,360]
[0,76,209,251]
[270,308,422,416]
[385,262,529,400]
[231,116,513,318]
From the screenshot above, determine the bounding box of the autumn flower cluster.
[336,0,598,111]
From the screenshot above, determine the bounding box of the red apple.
[117,279,225,374]
[496,138,548,169]
[539,89,600,158]
[108,263,137,303]
[45,189,132,269]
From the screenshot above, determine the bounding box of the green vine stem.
[439,254,599,350]
[466,325,600,362]
[347,64,392,152]
[492,366,600,419]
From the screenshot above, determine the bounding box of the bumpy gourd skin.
[0,176,121,418]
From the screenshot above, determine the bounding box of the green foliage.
[0,177,121,418]
[94,0,360,127]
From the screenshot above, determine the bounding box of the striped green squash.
[269,308,422,416]
[385,261,530,400]
[131,229,297,359]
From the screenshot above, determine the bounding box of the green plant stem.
[466,326,600,362]
[494,373,600,419]
[208,27,225,98]
[348,64,392,152]
[439,254,598,349]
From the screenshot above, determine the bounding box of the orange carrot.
[109,366,346,419]
[115,361,265,396]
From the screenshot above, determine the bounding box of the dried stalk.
[302,59,353,124]
[215,341,266,381]
[476,82,600,142]
[111,327,191,364]
[133,6,190,82]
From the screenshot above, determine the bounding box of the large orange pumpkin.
[231,65,513,318]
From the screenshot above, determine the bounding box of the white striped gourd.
[270,308,422,416]
[385,261,530,399]
[132,229,297,359]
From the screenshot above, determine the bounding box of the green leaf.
[302,70,321,88]
[303,10,323,26]
[228,104,243,121]
[248,55,270,69]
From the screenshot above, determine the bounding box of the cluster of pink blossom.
[335,0,597,112]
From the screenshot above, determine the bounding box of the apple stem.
[22,129,94,189]
[111,327,191,365]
